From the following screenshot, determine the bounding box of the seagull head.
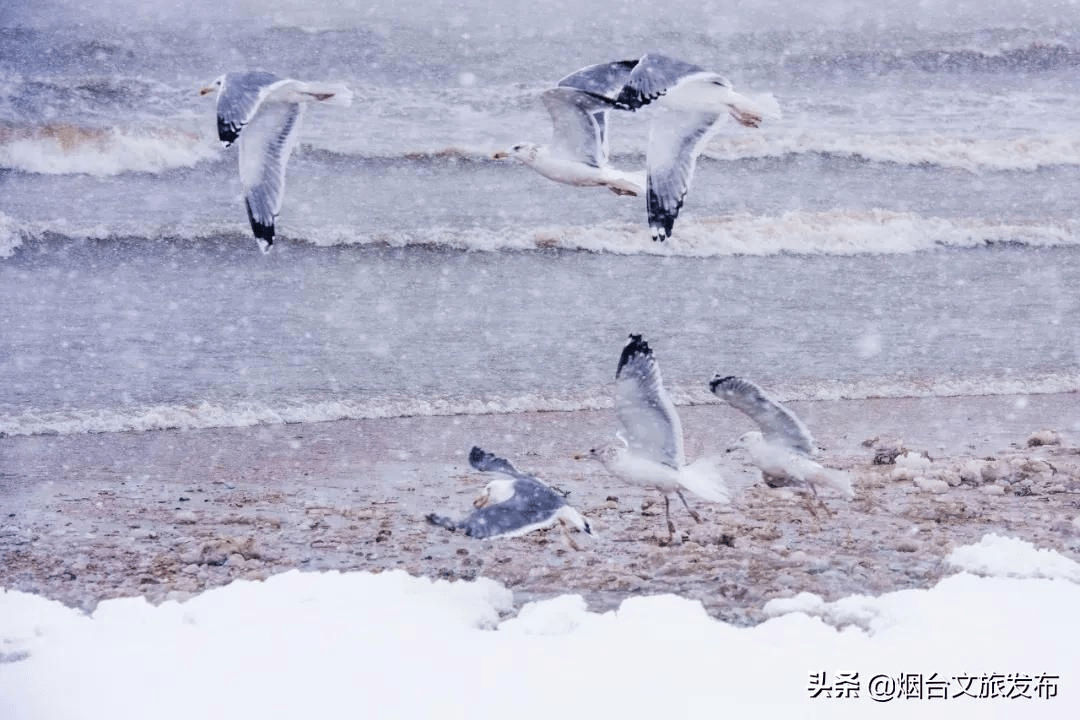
[728,430,764,453]
[492,142,539,163]
[199,75,225,97]
[473,479,516,508]
[573,443,622,469]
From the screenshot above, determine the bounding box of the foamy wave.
[0,124,217,176]
[704,132,1080,172]
[4,209,1079,259]
[301,210,1080,257]
[0,212,25,258]
[2,372,1077,438]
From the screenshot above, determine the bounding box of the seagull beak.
[492,151,509,160]
[198,86,215,96]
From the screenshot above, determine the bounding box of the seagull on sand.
[581,334,749,545]
[493,60,646,197]
[709,375,854,511]
[427,446,593,547]
[200,71,353,252]
[612,53,778,241]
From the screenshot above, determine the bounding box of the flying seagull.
[494,60,646,197]
[613,53,777,241]
[200,71,353,252]
[709,375,854,510]
[581,334,748,545]
[427,446,592,546]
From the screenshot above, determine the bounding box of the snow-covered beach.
[3,395,1080,717]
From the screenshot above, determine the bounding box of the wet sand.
[2,393,1079,626]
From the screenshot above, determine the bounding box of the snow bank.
[945,533,1080,581]
[2,537,1076,718]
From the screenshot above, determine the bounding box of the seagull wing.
[645,109,721,240]
[541,87,612,166]
[710,375,815,454]
[468,446,543,484]
[460,478,566,539]
[238,100,305,250]
[557,59,640,101]
[614,334,685,468]
[614,53,706,110]
[215,71,286,147]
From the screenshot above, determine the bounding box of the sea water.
[2,0,1079,437]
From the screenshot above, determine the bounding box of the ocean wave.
[0,123,217,176]
[703,132,1080,172]
[2,372,1076,438]
[3,210,1079,259]
[300,210,1080,256]
[780,41,1080,75]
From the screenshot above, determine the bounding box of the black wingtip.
[709,375,737,393]
[425,513,459,532]
[616,333,651,377]
[245,198,274,251]
[217,118,240,146]
[468,446,488,468]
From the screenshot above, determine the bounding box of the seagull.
[427,446,593,547]
[709,375,854,510]
[494,60,646,197]
[612,53,777,241]
[581,334,747,545]
[199,71,353,252]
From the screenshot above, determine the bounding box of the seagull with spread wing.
[200,71,353,252]
[613,53,778,241]
[494,60,645,197]
[709,375,854,508]
[581,334,753,545]
[427,446,592,546]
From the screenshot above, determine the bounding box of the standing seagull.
[427,446,593,546]
[582,335,741,545]
[200,71,353,252]
[613,53,777,241]
[494,60,646,197]
[709,375,854,507]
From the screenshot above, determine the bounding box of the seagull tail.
[298,82,354,107]
[810,466,855,500]
[678,456,737,504]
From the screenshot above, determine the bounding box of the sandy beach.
[3,392,1078,626]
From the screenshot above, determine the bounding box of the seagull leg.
[662,495,676,545]
[676,490,702,523]
[558,518,583,551]
[805,483,833,518]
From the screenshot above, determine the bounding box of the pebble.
[1027,429,1061,447]
[913,477,950,494]
[175,510,197,524]
[980,461,1011,484]
[957,460,983,485]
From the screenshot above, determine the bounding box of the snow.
[945,533,1080,581]
[2,536,1077,718]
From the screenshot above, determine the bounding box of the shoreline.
[2,392,1079,625]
